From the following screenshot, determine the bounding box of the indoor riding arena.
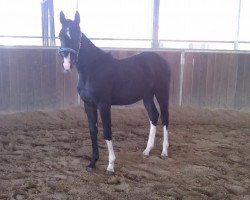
[0,1,250,200]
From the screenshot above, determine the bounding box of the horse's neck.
[79,34,108,64]
[76,34,113,79]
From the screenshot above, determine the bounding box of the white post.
[179,51,185,106]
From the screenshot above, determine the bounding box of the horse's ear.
[60,11,66,24]
[74,11,80,24]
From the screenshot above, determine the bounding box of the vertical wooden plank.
[0,49,5,111]
[68,68,78,107]
[192,53,207,106]
[211,53,218,108]
[40,49,57,109]
[189,52,209,108]
[14,49,28,112]
[182,52,194,106]
[1,49,11,112]
[56,50,65,109]
[218,54,227,108]
[32,49,43,110]
[73,69,79,106]
[237,54,250,109]
[212,54,223,108]
[172,52,181,106]
[191,53,199,106]
[158,52,181,106]
[25,49,36,111]
[0,49,3,111]
[214,54,227,108]
[63,72,72,108]
[201,54,208,107]
[40,50,49,109]
[221,54,230,108]
[226,54,238,109]
[47,49,57,108]
[205,53,216,108]
[235,54,246,109]
[241,54,248,108]
[9,49,19,112]
[172,52,182,106]
[244,55,250,109]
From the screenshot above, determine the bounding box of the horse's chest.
[77,81,98,104]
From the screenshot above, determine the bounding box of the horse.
[58,11,171,175]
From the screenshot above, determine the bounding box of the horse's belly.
[111,79,153,105]
[111,88,147,105]
[111,96,141,105]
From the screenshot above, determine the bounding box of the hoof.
[142,151,150,158]
[143,154,150,158]
[86,166,95,172]
[106,170,114,176]
[160,154,168,160]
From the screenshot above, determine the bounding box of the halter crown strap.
[58,47,78,56]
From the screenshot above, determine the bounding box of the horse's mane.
[80,33,113,62]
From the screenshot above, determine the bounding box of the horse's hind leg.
[155,91,169,159]
[142,96,159,157]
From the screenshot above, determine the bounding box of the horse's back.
[130,52,171,86]
[110,52,170,105]
[130,52,171,96]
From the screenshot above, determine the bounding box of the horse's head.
[59,11,81,71]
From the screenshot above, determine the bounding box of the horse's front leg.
[99,104,116,175]
[84,102,99,172]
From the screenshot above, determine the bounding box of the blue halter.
[58,33,82,62]
[58,47,78,56]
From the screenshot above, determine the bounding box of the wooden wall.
[0,48,78,113]
[182,52,250,110]
[0,47,249,113]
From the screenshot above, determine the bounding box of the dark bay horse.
[59,11,171,175]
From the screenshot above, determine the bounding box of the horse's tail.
[155,56,171,127]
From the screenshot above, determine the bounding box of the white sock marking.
[106,140,116,172]
[143,121,156,156]
[63,53,71,70]
[161,126,169,157]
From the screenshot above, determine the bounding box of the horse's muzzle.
[58,47,78,71]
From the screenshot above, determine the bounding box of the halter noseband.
[58,47,78,56]
[58,33,82,60]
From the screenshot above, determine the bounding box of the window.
[54,0,153,48]
[238,0,250,50]
[0,0,41,45]
[0,0,250,50]
[159,0,239,50]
